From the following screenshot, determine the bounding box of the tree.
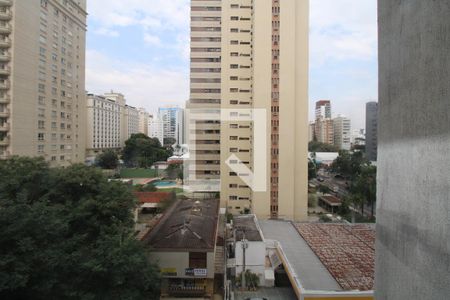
[163,137,176,147]
[344,194,364,223]
[0,157,160,299]
[123,133,171,168]
[331,150,369,180]
[351,165,377,218]
[318,184,331,194]
[308,141,339,152]
[308,159,317,180]
[96,150,119,169]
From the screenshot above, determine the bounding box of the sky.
[86,0,377,130]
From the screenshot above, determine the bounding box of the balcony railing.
[0,123,9,131]
[0,108,8,117]
[0,24,11,34]
[168,287,206,297]
[0,53,10,62]
[0,95,9,103]
[0,38,10,48]
[0,136,8,145]
[0,11,11,20]
[0,80,9,89]
[0,0,12,6]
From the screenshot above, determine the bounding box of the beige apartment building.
[0,0,87,166]
[86,92,142,160]
[138,107,149,136]
[187,0,309,221]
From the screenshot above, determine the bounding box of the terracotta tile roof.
[134,192,171,204]
[295,223,375,291]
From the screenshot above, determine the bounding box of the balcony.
[0,11,11,21]
[0,79,9,89]
[0,24,11,34]
[0,108,8,117]
[0,122,9,131]
[0,53,10,62]
[0,66,9,75]
[0,38,10,48]
[0,95,9,103]
[0,0,12,6]
[0,136,8,145]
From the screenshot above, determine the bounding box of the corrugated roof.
[134,192,171,204]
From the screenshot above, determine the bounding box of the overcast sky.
[86,0,377,130]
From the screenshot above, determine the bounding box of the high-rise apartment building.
[138,108,149,136]
[148,114,164,145]
[365,101,378,161]
[159,106,184,145]
[333,115,351,150]
[0,0,87,166]
[315,100,332,119]
[314,117,334,145]
[187,0,309,221]
[86,93,122,158]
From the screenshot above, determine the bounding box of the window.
[189,252,207,268]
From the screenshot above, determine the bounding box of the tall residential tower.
[0,0,87,166]
[187,0,309,221]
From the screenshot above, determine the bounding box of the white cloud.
[143,33,162,47]
[310,0,378,67]
[86,50,188,114]
[93,28,120,37]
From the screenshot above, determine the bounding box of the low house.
[318,195,342,214]
[143,198,220,299]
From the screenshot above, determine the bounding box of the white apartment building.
[333,115,351,150]
[187,0,309,221]
[0,0,87,166]
[86,93,122,158]
[148,115,164,145]
[125,105,139,139]
[85,92,140,160]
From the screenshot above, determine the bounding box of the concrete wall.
[151,251,215,280]
[365,102,378,161]
[376,1,450,299]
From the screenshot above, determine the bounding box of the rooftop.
[234,215,263,242]
[295,223,375,291]
[320,195,342,206]
[134,191,172,204]
[259,221,375,292]
[143,198,219,251]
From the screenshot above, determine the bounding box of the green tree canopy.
[0,157,160,300]
[351,165,377,217]
[96,149,119,169]
[331,150,369,179]
[123,133,172,168]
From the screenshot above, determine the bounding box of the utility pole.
[241,232,248,290]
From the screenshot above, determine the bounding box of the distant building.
[333,115,351,150]
[315,117,334,145]
[138,108,150,136]
[309,122,315,142]
[159,106,184,145]
[315,100,332,119]
[148,115,164,145]
[365,102,378,161]
[143,198,221,298]
[86,92,140,160]
[86,94,123,158]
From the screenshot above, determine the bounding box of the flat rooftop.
[259,220,375,292]
[234,215,263,242]
[143,198,219,251]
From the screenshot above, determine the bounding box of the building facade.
[315,100,331,119]
[86,93,122,158]
[365,101,378,161]
[138,107,149,136]
[314,117,334,145]
[333,115,351,150]
[376,1,450,298]
[0,0,87,166]
[148,114,164,145]
[187,0,309,221]
[159,106,184,145]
